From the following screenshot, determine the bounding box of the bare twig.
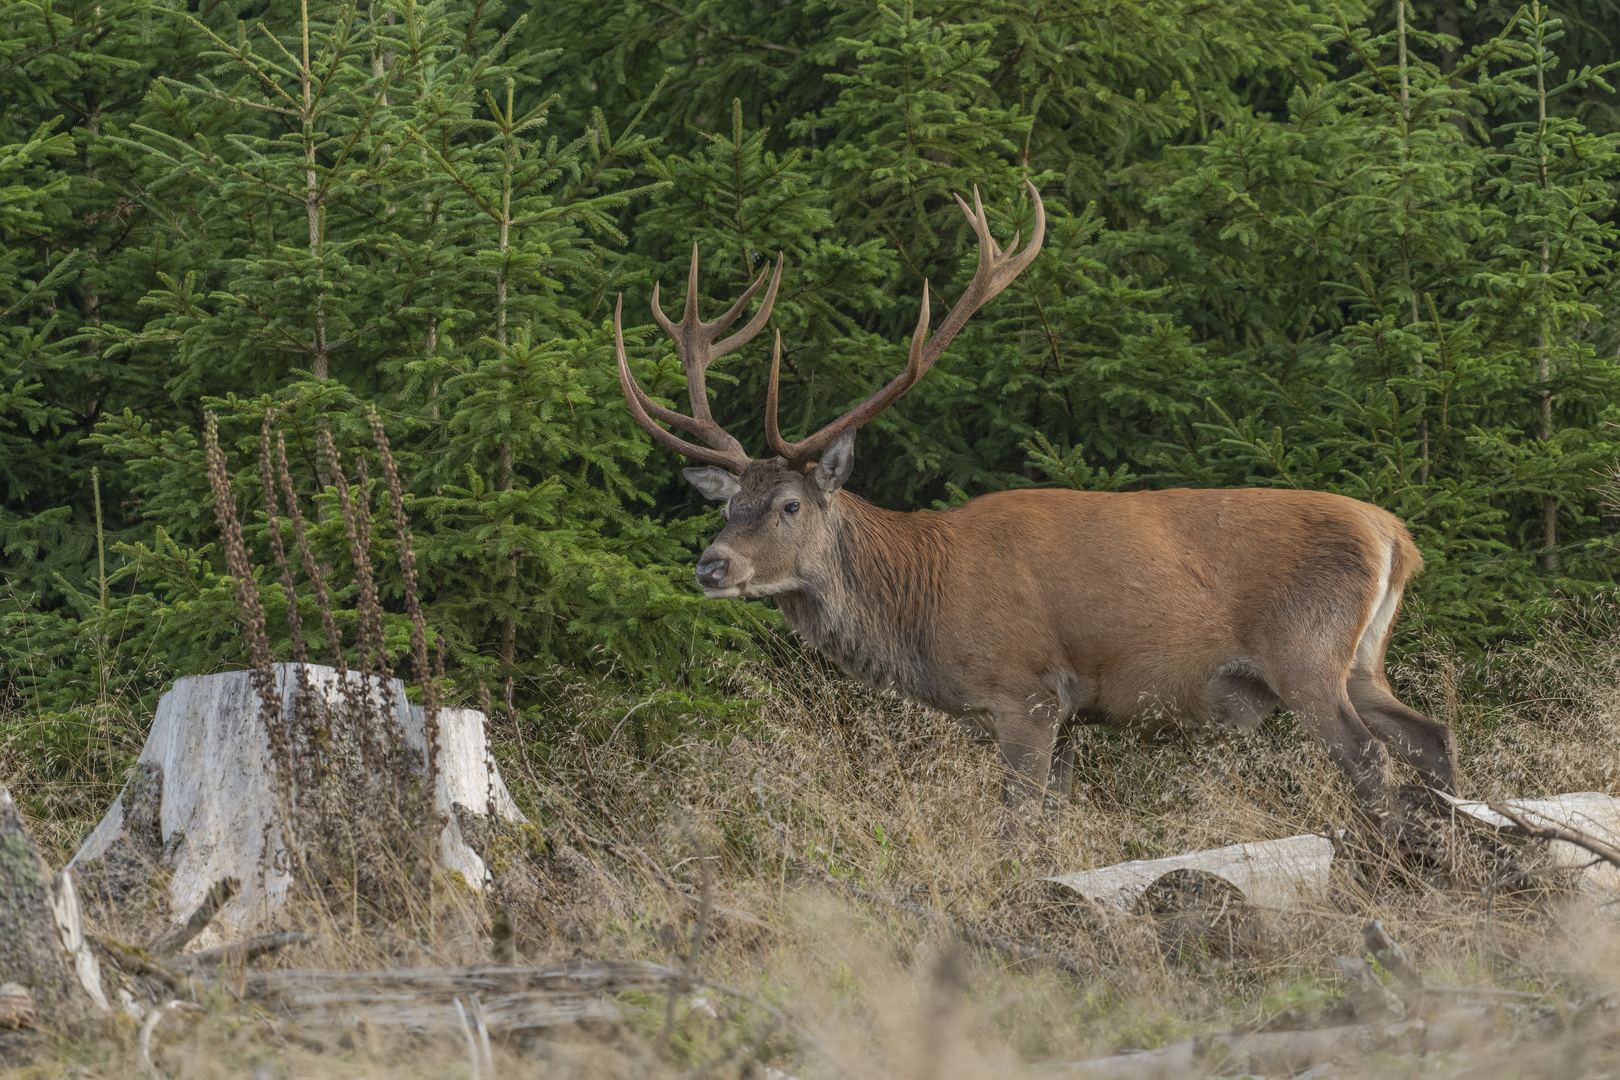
[170,932,317,973]
[153,877,240,956]
[138,999,203,1078]
[1488,802,1620,868]
[96,937,186,994]
[1363,919,1424,990]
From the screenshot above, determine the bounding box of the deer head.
[615,181,1045,597]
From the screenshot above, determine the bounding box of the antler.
[615,245,785,473]
[766,180,1045,467]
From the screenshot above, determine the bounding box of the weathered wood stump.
[70,664,525,950]
[0,788,108,1033]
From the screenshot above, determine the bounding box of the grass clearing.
[6,623,1620,1077]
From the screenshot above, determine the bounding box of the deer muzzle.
[697,540,757,597]
[696,556,730,586]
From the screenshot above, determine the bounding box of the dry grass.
[9,623,1620,1078]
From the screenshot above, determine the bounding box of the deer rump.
[613,180,1455,820]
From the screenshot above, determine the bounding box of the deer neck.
[774,493,946,701]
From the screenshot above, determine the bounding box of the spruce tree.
[34,0,756,737]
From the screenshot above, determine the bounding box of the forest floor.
[8,620,1620,1078]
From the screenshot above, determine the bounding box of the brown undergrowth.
[522,632,1620,1076]
[8,622,1620,1077]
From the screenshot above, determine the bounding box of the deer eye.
[783,501,801,514]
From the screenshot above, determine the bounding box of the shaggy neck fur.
[775,493,951,702]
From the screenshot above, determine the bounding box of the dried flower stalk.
[205,412,289,783]
[352,454,402,772]
[260,411,307,667]
[369,406,439,788]
[278,432,345,676]
[319,427,390,777]
[259,411,313,802]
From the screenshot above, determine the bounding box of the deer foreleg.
[993,701,1063,811]
[1047,674,1090,801]
[1049,721,1076,800]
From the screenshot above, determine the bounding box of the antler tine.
[649,248,781,352]
[649,249,785,427]
[684,242,703,327]
[768,284,933,462]
[769,180,1045,468]
[907,280,933,370]
[925,180,1045,367]
[765,329,788,459]
[711,253,784,360]
[613,294,752,473]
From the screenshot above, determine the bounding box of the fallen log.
[1438,791,1620,898]
[240,959,680,1035]
[1045,833,1335,912]
[1068,1019,1430,1078]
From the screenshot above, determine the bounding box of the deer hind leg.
[1348,673,1456,794]
[1279,684,1395,819]
[1345,567,1457,794]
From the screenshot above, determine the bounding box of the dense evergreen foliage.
[3,0,1619,761]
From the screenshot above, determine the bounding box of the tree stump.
[70,663,525,950]
[0,788,108,1033]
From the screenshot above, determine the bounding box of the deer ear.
[812,428,856,496]
[684,467,742,502]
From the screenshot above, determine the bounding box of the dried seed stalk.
[260,412,316,803]
[368,406,438,789]
[204,412,289,782]
[478,682,497,819]
[260,412,307,667]
[319,427,389,777]
[278,432,346,677]
[278,429,352,790]
[353,454,402,774]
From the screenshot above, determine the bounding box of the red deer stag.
[614,181,1455,830]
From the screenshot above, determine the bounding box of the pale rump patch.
[1353,540,1399,672]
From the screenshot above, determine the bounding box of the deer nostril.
[696,558,730,587]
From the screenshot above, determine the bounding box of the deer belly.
[1207,659,1282,730]
[1093,658,1280,734]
